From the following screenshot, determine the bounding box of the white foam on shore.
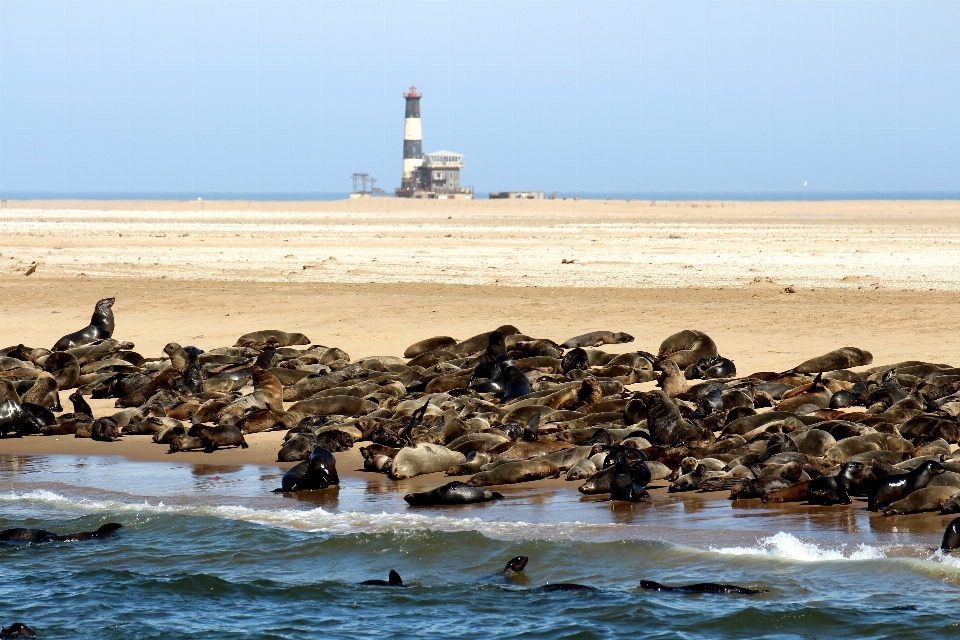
[0,489,622,541]
[712,532,885,562]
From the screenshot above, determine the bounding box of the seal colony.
[6,299,960,543]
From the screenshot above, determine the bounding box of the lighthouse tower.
[398,86,423,196]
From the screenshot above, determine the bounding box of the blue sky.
[1,0,958,196]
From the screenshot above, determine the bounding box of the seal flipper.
[388,569,403,586]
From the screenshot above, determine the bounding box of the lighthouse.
[395,87,473,199]
[398,86,423,196]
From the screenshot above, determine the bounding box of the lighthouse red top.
[403,86,421,98]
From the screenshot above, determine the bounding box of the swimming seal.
[941,517,960,551]
[52,297,115,351]
[0,623,37,638]
[403,481,503,506]
[275,446,340,492]
[561,331,634,349]
[0,523,122,543]
[639,580,765,596]
[867,460,945,511]
[360,570,405,587]
[497,556,529,582]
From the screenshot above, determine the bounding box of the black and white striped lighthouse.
[399,86,423,195]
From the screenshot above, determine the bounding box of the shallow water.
[2,454,959,639]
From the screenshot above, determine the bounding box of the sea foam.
[0,489,622,541]
[712,532,885,562]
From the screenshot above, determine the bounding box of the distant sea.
[2,191,959,202]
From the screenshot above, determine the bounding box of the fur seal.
[42,351,80,389]
[609,453,649,502]
[0,522,122,543]
[404,336,457,358]
[0,623,37,638]
[449,326,521,357]
[91,416,121,442]
[52,298,115,351]
[685,356,736,380]
[941,517,960,551]
[561,331,634,349]
[806,461,864,505]
[467,459,559,486]
[21,374,62,412]
[276,446,339,491]
[234,330,310,349]
[793,347,873,374]
[188,418,249,453]
[390,443,465,480]
[639,580,765,596]
[497,555,529,583]
[561,348,590,374]
[360,570,405,587]
[883,486,960,516]
[288,395,378,417]
[0,400,44,437]
[404,481,503,506]
[657,330,718,368]
[498,356,532,402]
[867,460,945,511]
[658,360,688,397]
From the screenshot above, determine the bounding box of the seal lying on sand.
[640,580,766,595]
[0,523,122,543]
[404,481,503,506]
[53,297,115,351]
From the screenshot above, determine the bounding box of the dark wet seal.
[640,580,766,596]
[1,622,38,638]
[0,523,122,544]
[360,570,405,587]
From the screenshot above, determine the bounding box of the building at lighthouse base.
[395,151,474,199]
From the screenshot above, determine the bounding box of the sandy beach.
[3,198,960,539]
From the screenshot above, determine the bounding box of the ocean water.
[2,455,960,639]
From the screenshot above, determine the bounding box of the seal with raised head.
[0,523,122,543]
[639,580,765,596]
[403,481,503,506]
[53,297,115,351]
[941,517,960,551]
[360,570,405,587]
[867,460,945,511]
[494,555,529,583]
[806,461,864,506]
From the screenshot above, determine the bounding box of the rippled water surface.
[2,454,960,639]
